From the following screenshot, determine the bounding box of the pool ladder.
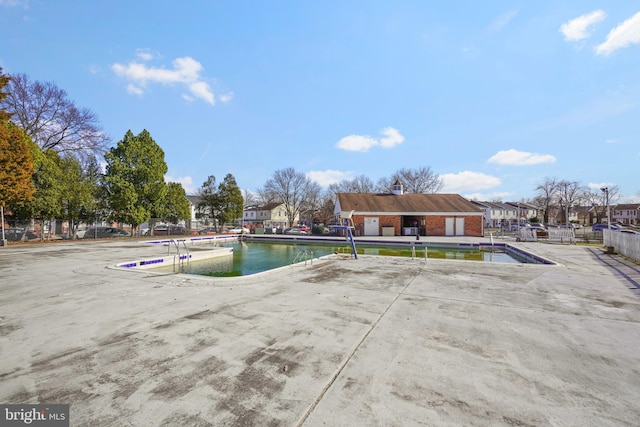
[292,249,313,266]
[169,239,190,272]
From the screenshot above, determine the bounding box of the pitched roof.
[186,195,201,205]
[473,200,512,210]
[260,202,283,211]
[613,203,640,210]
[336,193,483,214]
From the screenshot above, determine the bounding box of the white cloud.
[188,81,214,105]
[488,149,556,166]
[135,48,155,61]
[219,93,234,103]
[336,135,379,152]
[336,127,405,152]
[378,127,405,148]
[112,55,217,105]
[165,175,196,194]
[588,182,615,191]
[464,191,513,201]
[126,84,144,95]
[595,12,640,55]
[307,169,354,187]
[560,10,606,41]
[440,171,502,193]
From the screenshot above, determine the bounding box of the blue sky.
[1,1,639,202]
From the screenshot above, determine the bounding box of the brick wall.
[352,215,483,237]
[426,215,483,237]
[349,215,401,236]
[464,216,484,236]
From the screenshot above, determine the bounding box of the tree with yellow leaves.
[1,69,36,240]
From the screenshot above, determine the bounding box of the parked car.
[225,226,250,234]
[619,229,640,235]
[152,225,189,236]
[83,226,131,239]
[502,224,528,232]
[592,223,620,232]
[198,227,218,235]
[528,223,547,231]
[559,223,579,229]
[76,227,87,239]
[3,228,38,241]
[284,226,308,235]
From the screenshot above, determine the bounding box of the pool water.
[151,241,526,277]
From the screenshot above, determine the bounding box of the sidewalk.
[1,238,639,426]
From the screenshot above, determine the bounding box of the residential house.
[334,181,484,237]
[186,195,202,230]
[472,201,517,228]
[471,201,539,229]
[243,202,296,229]
[548,206,580,225]
[572,205,593,226]
[612,203,640,225]
[505,202,539,223]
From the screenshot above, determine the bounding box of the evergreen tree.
[197,176,219,229]
[103,129,168,234]
[58,154,100,239]
[164,182,192,225]
[16,149,63,239]
[217,173,243,227]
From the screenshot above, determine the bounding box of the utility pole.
[563,183,567,226]
[600,187,610,232]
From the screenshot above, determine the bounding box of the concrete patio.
[1,237,639,426]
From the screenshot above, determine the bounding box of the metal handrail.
[170,239,190,272]
[292,249,313,266]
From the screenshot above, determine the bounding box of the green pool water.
[152,241,525,277]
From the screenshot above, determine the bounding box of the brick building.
[334,181,484,237]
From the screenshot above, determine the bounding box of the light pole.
[600,187,610,232]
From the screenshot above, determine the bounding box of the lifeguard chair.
[335,210,358,259]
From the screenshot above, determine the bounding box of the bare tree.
[376,167,443,194]
[2,73,109,157]
[314,190,336,226]
[395,167,443,194]
[328,174,375,194]
[242,189,259,208]
[584,186,620,223]
[262,167,317,227]
[534,177,559,223]
[256,187,278,205]
[300,182,323,225]
[555,180,585,223]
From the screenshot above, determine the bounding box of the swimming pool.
[147,239,544,277]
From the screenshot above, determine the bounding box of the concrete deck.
[1,236,639,426]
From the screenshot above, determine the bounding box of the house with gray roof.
[612,203,640,225]
[243,202,296,229]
